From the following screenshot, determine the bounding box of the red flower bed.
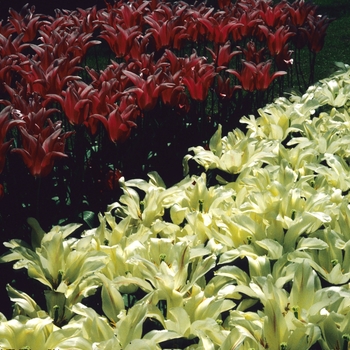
[0,0,332,237]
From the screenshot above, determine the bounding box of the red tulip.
[259,25,295,57]
[12,124,71,177]
[232,10,261,41]
[238,41,266,64]
[259,25,295,70]
[304,15,333,53]
[105,169,123,191]
[123,70,164,111]
[38,28,100,63]
[215,75,241,101]
[99,24,141,58]
[258,1,289,28]
[13,58,81,97]
[228,60,286,92]
[46,81,92,127]
[0,106,25,142]
[217,0,232,9]
[75,6,99,34]
[198,16,241,45]
[105,104,138,143]
[287,0,316,27]
[145,17,187,51]
[182,63,216,101]
[0,33,28,58]
[207,41,240,71]
[12,108,59,137]
[0,18,16,37]
[8,4,44,42]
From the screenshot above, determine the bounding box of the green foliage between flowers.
[1,63,350,349]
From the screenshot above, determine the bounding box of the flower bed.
[1,62,350,349]
[0,0,333,237]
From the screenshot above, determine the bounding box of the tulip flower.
[215,75,241,101]
[0,106,25,142]
[258,0,289,28]
[92,95,139,143]
[144,17,188,51]
[304,15,333,53]
[38,27,100,63]
[287,0,317,27]
[0,56,16,90]
[182,63,216,101]
[228,60,286,91]
[105,168,123,191]
[11,124,71,177]
[259,25,295,57]
[232,10,261,41]
[14,58,81,97]
[217,0,232,9]
[207,41,240,71]
[8,4,43,43]
[0,33,28,58]
[198,16,243,45]
[99,24,141,58]
[238,40,266,64]
[46,81,107,133]
[123,70,166,111]
[0,106,25,173]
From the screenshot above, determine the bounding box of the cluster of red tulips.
[0,0,332,234]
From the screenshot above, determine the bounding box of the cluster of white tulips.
[1,63,350,349]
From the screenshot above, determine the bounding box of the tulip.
[0,106,25,173]
[92,94,139,143]
[0,106,26,142]
[207,41,240,71]
[46,81,107,134]
[304,15,333,53]
[198,16,242,45]
[259,25,295,57]
[287,0,317,27]
[258,0,289,28]
[215,75,241,101]
[105,168,123,191]
[105,106,138,143]
[0,33,28,58]
[232,10,261,41]
[182,63,216,101]
[14,58,81,97]
[123,70,164,111]
[228,60,286,92]
[217,0,232,9]
[11,124,71,177]
[12,107,59,137]
[8,4,43,43]
[99,24,141,58]
[238,40,266,64]
[145,17,187,51]
[0,56,16,90]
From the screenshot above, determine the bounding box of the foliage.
[1,63,350,349]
